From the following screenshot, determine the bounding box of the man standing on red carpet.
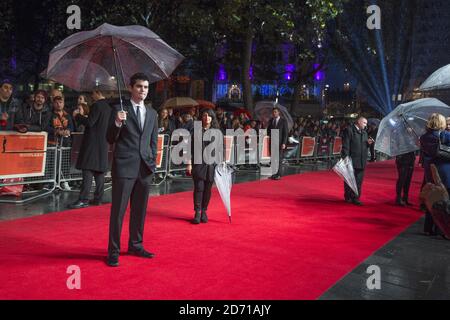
[341,117,374,206]
[106,73,158,267]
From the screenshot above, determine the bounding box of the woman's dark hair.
[201,108,219,129]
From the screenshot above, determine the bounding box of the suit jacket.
[107,100,158,178]
[341,125,370,170]
[267,117,288,148]
[76,99,112,172]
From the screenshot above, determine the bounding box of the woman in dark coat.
[186,109,220,224]
[420,113,450,236]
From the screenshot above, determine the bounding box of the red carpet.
[0,161,423,300]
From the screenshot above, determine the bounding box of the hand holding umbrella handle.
[116,110,127,126]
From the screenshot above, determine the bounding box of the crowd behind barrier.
[0,130,349,204]
[1,83,380,203]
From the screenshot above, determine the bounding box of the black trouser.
[396,164,414,201]
[274,148,284,177]
[344,168,365,200]
[193,178,214,213]
[108,161,153,256]
[369,143,376,161]
[79,170,105,202]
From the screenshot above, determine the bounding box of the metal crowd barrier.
[151,134,170,186]
[1,132,346,204]
[0,147,58,204]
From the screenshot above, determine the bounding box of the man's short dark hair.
[34,89,48,100]
[1,79,13,87]
[53,96,64,103]
[129,73,150,87]
[273,107,281,113]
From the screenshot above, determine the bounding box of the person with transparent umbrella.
[341,117,374,206]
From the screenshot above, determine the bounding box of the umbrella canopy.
[375,98,450,157]
[214,163,234,223]
[196,100,215,110]
[333,157,359,197]
[254,101,294,131]
[420,64,450,91]
[162,97,199,109]
[43,23,184,91]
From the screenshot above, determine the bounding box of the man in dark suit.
[69,89,112,208]
[341,117,374,206]
[106,73,158,267]
[267,107,288,180]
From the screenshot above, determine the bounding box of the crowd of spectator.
[1,78,380,165]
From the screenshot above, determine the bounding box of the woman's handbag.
[437,131,450,161]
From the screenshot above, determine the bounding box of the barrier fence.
[0,131,346,204]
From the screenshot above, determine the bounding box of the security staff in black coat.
[69,90,112,208]
[395,151,416,206]
[105,73,158,267]
[267,107,289,180]
[341,117,374,206]
[186,109,220,224]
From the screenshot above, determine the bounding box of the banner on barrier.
[301,137,316,157]
[156,135,165,168]
[317,137,330,157]
[333,137,343,155]
[224,136,234,164]
[0,132,48,179]
[261,136,271,161]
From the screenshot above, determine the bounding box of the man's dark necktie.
[136,105,143,131]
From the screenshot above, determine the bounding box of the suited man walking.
[69,89,112,208]
[341,117,374,206]
[267,107,288,180]
[106,73,158,267]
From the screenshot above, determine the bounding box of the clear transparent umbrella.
[43,23,184,113]
[254,101,294,131]
[214,163,234,223]
[420,64,450,91]
[333,157,359,197]
[375,98,450,157]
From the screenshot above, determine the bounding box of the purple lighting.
[284,64,295,81]
[285,64,295,72]
[249,65,254,80]
[10,57,17,71]
[217,64,227,81]
[314,64,325,81]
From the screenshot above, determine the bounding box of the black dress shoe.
[403,200,413,206]
[128,248,155,258]
[352,199,363,206]
[273,175,281,180]
[69,200,89,209]
[106,255,119,267]
[89,199,102,206]
[345,198,353,204]
[396,199,406,207]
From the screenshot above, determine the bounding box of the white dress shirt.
[273,116,280,127]
[115,99,147,128]
[131,99,146,128]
